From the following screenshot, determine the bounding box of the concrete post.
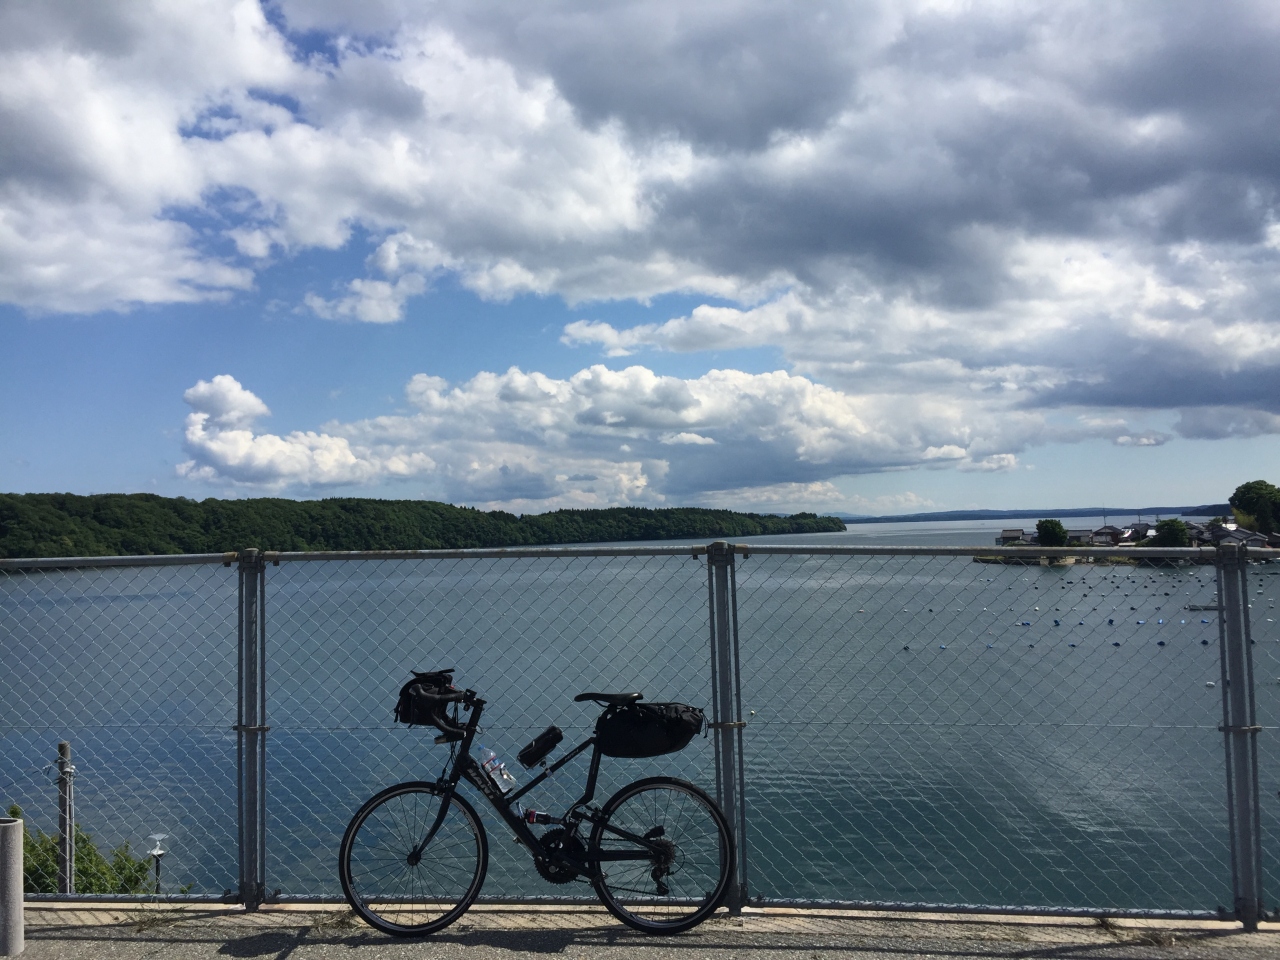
[0,817,23,956]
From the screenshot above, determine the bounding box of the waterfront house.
[1093,525,1123,545]
[1217,528,1269,549]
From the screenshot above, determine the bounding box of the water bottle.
[477,746,518,794]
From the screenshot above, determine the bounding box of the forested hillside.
[0,493,845,558]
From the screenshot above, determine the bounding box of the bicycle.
[338,669,735,936]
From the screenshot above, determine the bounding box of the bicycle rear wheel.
[589,776,734,934]
[339,781,488,936]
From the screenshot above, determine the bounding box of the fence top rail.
[267,545,711,561]
[0,552,237,572]
[5,542,1265,569]
[732,544,1224,559]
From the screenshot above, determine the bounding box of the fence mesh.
[262,553,714,899]
[734,552,1231,912]
[1248,561,1280,915]
[2,545,1270,918]
[0,562,238,897]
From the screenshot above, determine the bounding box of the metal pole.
[707,541,747,911]
[0,817,23,955]
[1217,544,1263,931]
[55,742,73,895]
[236,549,268,911]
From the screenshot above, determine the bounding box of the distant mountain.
[837,505,1231,525]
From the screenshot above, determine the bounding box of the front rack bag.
[595,702,705,758]
[394,669,458,733]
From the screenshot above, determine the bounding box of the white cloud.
[177,375,433,488]
[7,0,1280,469]
[662,432,716,445]
[956,453,1019,473]
[176,367,1051,507]
[305,273,428,323]
[182,375,271,429]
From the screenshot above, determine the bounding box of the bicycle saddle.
[574,692,643,705]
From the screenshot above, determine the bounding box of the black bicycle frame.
[415,692,667,874]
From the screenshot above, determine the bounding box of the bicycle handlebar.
[414,688,467,704]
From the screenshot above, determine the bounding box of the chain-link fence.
[1244,556,1279,917]
[263,551,714,900]
[0,556,238,899]
[735,550,1228,913]
[0,542,1273,926]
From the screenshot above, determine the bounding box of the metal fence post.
[55,741,74,895]
[236,549,268,911]
[707,540,749,912]
[1217,543,1264,930]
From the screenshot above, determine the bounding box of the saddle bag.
[595,702,705,758]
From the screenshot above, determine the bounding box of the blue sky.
[3,0,1279,515]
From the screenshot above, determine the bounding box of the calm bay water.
[3,516,1277,913]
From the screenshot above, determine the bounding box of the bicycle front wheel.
[589,776,734,934]
[339,781,488,936]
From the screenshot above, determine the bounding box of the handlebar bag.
[394,670,457,730]
[595,702,706,758]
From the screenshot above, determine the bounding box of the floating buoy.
[1206,681,1215,688]
[1108,618,1115,625]
[986,644,994,648]
[1137,620,1145,625]
[1112,641,1121,647]
[1078,620,1085,625]
[1021,620,1031,626]
[903,645,910,651]
[1201,639,1210,645]
[1158,619,1164,624]
[1054,619,1061,626]
[1069,643,1077,647]
[1157,640,1166,646]
[939,644,947,649]
[1201,619,1211,624]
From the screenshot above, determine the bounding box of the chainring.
[534,827,587,885]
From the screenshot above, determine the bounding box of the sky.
[2,0,1279,516]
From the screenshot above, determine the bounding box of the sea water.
[2,518,1277,913]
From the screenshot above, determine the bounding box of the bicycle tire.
[339,781,488,936]
[589,776,734,934]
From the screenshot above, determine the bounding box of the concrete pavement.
[15,903,1280,960]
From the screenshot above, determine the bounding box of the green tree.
[1036,518,1069,547]
[1229,480,1280,534]
[0,493,846,558]
[6,805,152,895]
[1150,518,1190,547]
